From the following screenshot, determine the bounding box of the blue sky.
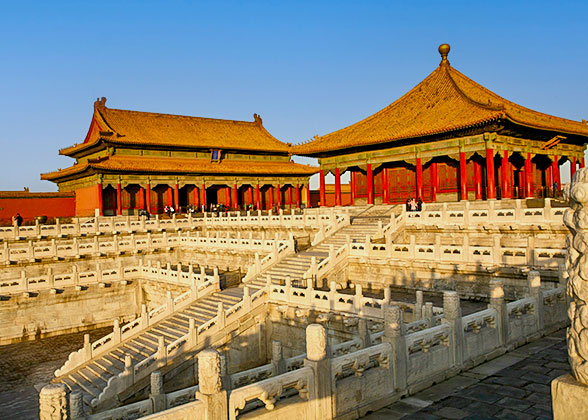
[1,0,587,191]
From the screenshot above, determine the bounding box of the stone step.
[70,372,102,398]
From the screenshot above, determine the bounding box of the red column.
[350,171,355,205]
[225,187,231,208]
[486,148,496,199]
[193,187,199,208]
[255,184,261,209]
[319,170,326,207]
[167,187,173,208]
[268,186,274,209]
[248,186,253,206]
[525,153,533,198]
[416,158,423,200]
[97,183,103,216]
[571,156,577,180]
[459,152,467,201]
[295,184,301,208]
[367,164,374,205]
[201,183,207,209]
[581,158,585,169]
[174,183,179,209]
[139,186,145,210]
[501,152,511,199]
[233,183,238,210]
[146,183,151,213]
[116,182,122,215]
[287,186,293,208]
[552,156,560,191]
[431,163,438,202]
[518,170,526,198]
[306,184,311,207]
[474,160,483,200]
[334,168,341,206]
[382,168,389,204]
[276,184,282,209]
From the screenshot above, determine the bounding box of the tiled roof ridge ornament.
[438,43,450,66]
[253,113,263,126]
[94,97,107,109]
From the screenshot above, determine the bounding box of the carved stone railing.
[0,208,335,241]
[53,266,220,377]
[310,212,350,246]
[0,230,291,265]
[242,236,295,282]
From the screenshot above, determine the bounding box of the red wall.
[0,192,75,225]
[75,185,100,217]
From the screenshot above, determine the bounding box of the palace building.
[293,44,588,205]
[41,98,318,216]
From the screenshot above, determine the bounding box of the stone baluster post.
[424,302,434,326]
[3,241,9,265]
[157,337,167,368]
[69,390,84,419]
[492,234,502,264]
[217,302,226,329]
[243,286,251,312]
[442,291,464,370]
[463,235,470,263]
[544,197,552,221]
[329,281,337,311]
[123,354,134,387]
[271,340,287,375]
[415,290,423,320]
[35,219,41,237]
[114,319,121,343]
[434,234,441,261]
[354,283,363,314]
[39,383,68,420]
[93,235,100,256]
[149,371,166,412]
[47,267,54,288]
[553,169,588,417]
[358,318,372,348]
[527,270,544,331]
[21,270,28,293]
[304,324,333,420]
[463,201,470,228]
[188,318,198,347]
[488,278,508,347]
[141,304,149,329]
[195,349,227,420]
[166,291,174,314]
[83,333,92,360]
[72,264,79,285]
[526,236,536,267]
[409,234,416,259]
[55,218,61,236]
[377,220,383,237]
[383,305,407,391]
[51,238,57,259]
[72,237,79,258]
[515,199,523,221]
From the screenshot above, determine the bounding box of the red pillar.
[287,186,293,208]
[97,183,103,216]
[571,156,577,180]
[268,186,274,209]
[248,186,253,206]
[193,186,199,208]
[459,152,467,201]
[146,183,151,213]
[416,158,423,200]
[174,183,180,210]
[233,183,238,210]
[167,186,173,208]
[201,183,207,209]
[225,187,231,208]
[367,164,374,205]
[276,184,282,209]
[486,148,496,199]
[581,158,586,169]
[116,182,122,215]
[431,163,438,202]
[306,184,311,207]
[518,170,526,198]
[552,156,561,191]
[255,184,261,210]
[474,160,483,200]
[382,168,389,204]
[501,152,511,199]
[334,168,341,206]
[295,184,301,208]
[525,153,533,198]
[350,171,355,205]
[139,186,145,210]
[319,170,326,207]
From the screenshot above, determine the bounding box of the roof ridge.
[445,66,505,111]
[104,106,260,126]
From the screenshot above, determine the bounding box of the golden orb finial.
[438,43,450,65]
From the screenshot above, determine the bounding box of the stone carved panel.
[306,324,326,361]
[564,168,588,385]
[198,349,222,395]
[39,384,68,420]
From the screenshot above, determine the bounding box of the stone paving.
[364,329,568,420]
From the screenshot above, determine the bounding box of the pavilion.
[41,98,318,216]
[294,44,588,205]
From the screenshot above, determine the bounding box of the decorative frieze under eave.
[318,132,587,173]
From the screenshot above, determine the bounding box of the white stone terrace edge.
[0,208,341,241]
[1,230,293,265]
[135,276,568,420]
[53,265,221,377]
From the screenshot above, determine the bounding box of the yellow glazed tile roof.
[41,155,318,181]
[293,46,588,155]
[60,99,290,155]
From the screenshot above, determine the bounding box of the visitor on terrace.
[12,213,23,227]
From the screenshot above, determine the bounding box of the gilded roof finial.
[438,43,450,65]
